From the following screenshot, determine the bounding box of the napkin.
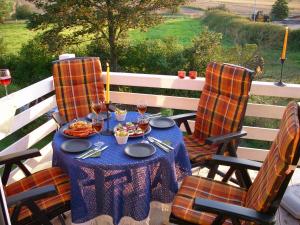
[0,98,16,135]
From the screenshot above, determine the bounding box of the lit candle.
[281,27,289,61]
[106,62,110,104]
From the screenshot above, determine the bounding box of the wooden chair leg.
[58,214,66,225]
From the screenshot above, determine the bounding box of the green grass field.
[129,17,204,46]
[0,21,36,55]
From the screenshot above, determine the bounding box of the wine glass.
[92,115,105,148]
[137,100,147,116]
[91,100,104,116]
[0,69,11,96]
[137,116,150,143]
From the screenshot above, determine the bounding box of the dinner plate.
[124,143,156,158]
[61,139,92,153]
[114,123,151,138]
[86,112,111,121]
[59,123,96,139]
[149,117,175,129]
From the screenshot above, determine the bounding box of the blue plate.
[61,139,92,153]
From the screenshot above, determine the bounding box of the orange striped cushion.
[5,167,70,223]
[193,62,253,141]
[53,57,105,122]
[172,176,247,225]
[183,135,220,163]
[245,102,300,212]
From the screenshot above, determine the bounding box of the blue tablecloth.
[52,112,191,224]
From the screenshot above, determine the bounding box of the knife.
[150,137,174,150]
[147,137,170,152]
[82,146,108,159]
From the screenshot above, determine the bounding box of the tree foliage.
[28,0,186,70]
[271,0,289,20]
[0,0,13,23]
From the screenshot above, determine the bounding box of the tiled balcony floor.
[50,167,300,225]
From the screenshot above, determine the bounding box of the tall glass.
[138,116,150,143]
[137,100,147,116]
[92,116,104,148]
[0,69,11,96]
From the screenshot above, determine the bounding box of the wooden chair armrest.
[205,130,247,145]
[0,149,40,165]
[6,185,57,207]
[211,155,262,171]
[193,198,275,225]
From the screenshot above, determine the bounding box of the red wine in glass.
[92,117,104,147]
[138,116,150,143]
[137,104,147,115]
[93,121,104,132]
[0,69,11,96]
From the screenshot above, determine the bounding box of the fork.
[147,137,170,153]
[81,146,108,159]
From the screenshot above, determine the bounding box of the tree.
[271,0,289,20]
[28,0,186,71]
[0,0,13,23]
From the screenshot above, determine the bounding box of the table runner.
[52,112,191,224]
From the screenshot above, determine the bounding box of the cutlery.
[76,149,96,159]
[147,137,170,152]
[148,113,162,118]
[82,146,108,159]
[149,136,174,150]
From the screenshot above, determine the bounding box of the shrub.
[13,36,54,85]
[15,4,33,20]
[186,27,222,76]
[271,0,289,21]
[203,10,286,48]
[119,38,187,75]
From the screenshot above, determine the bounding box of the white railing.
[1,72,300,175]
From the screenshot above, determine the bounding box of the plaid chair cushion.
[5,167,70,223]
[172,176,247,225]
[245,101,300,212]
[184,135,221,163]
[53,57,105,122]
[185,62,253,162]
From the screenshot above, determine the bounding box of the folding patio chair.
[0,148,71,225]
[170,101,300,225]
[171,62,254,182]
[52,57,106,123]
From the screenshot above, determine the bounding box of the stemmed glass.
[92,115,105,148]
[91,100,104,116]
[137,100,147,117]
[0,69,11,96]
[137,116,150,143]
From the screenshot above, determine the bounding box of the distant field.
[129,17,204,46]
[0,22,36,54]
[187,0,300,17]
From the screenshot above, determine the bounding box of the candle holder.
[274,59,286,87]
[101,101,114,136]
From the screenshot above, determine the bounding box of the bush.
[186,27,222,76]
[119,38,187,75]
[13,36,54,85]
[15,4,33,20]
[203,10,286,48]
[271,0,289,20]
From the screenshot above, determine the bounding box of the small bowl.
[115,111,127,121]
[115,133,129,145]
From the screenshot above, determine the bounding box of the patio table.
[52,112,191,225]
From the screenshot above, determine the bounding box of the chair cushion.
[184,135,224,163]
[5,167,70,223]
[172,176,247,225]
[193,62,253,141]
[53,57,105,122]
[245,102,300,212]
